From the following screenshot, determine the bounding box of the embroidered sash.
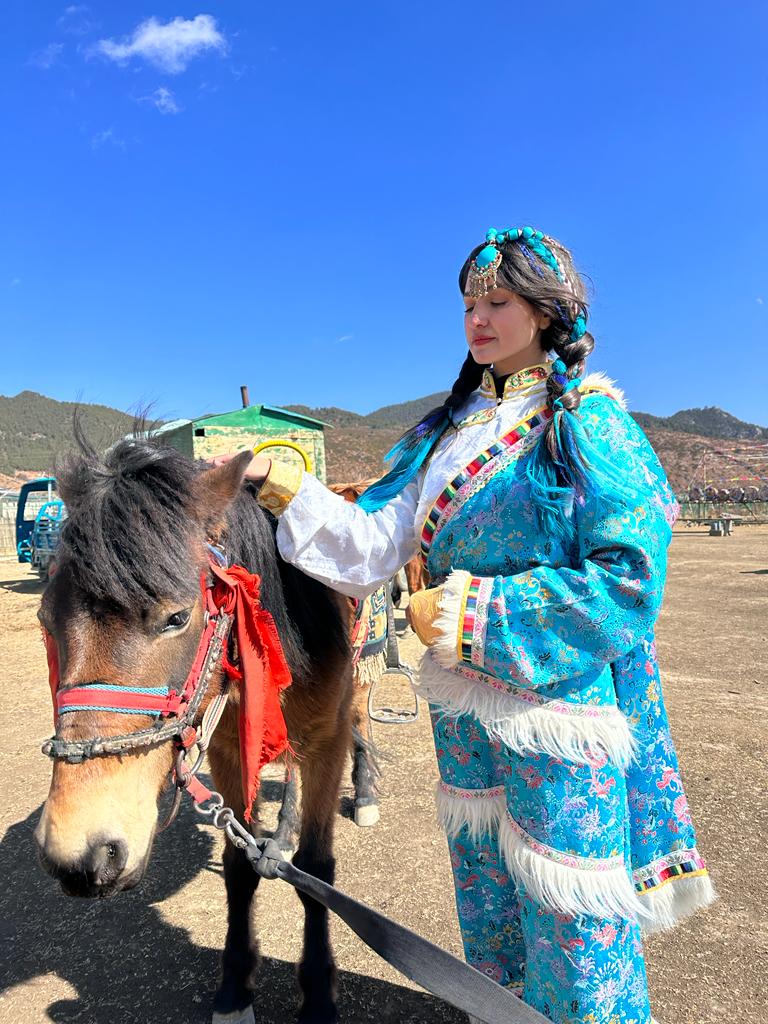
[420,406,552,559]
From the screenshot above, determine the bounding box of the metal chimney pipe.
[240,385,250,408]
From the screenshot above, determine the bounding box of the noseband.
[42,549,235,765]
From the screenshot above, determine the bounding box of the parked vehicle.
[16,478,66,579]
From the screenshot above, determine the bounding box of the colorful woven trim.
[57,683,171,717]
[505,810,624,872]
[633,850,708,896]
[457,575,478,662]
[438,781,505,801]
[458,575,493,666]
[420,407,552,558]
[445,658,623,716]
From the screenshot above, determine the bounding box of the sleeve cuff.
[431,570,472,667]
[432,571,493,669]
[257,459,305,516]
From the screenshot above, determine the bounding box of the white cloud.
[144,86,181,114]
[757,297,764,305]
[336,334,354,343]
[91,127,126,150]
[30,42,64,69]
[58,4,97,36]
[9,277,21,287]
[91,15,226,74]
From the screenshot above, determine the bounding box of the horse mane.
[56,421,345,676]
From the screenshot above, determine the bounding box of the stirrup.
[367,664,419,724]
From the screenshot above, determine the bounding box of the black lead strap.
[245,838,550,1024]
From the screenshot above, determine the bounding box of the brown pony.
[34,436,353,1024]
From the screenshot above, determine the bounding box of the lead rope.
[185,784,548,1024]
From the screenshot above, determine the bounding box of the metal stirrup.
[367,581,419,724]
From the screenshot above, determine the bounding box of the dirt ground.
[0,526,766,1024]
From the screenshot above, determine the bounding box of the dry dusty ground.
[0,526,766,1024]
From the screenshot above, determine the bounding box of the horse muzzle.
[35,831,147,898]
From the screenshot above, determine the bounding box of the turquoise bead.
[476,244,500,268]
[522,226,534,239]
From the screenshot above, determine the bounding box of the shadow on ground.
[0,574,47,595]
[1,804,464,1024]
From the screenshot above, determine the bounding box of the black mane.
[56,428,346,676]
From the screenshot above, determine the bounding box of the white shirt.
[275,369,555,599]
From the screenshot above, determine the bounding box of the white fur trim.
[498,811,648,922]
[580,371,627,410]
[436,781,506,840]
[417,651,635,768]
[639,872,717,934]
[437,784,647,922]
[432,569,472,668]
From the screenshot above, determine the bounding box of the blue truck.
[16,477,66,579]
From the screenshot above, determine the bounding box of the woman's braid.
[443,352,484,423]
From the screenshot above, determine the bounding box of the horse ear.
[195,451,254,524]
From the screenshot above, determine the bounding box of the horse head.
[34,437,253,898]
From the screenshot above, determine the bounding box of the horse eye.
[161,608,192,633]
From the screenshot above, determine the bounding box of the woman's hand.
[209,453,272,483]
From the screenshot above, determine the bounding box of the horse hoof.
[212,1007,256,1024]
[354,803,380,827]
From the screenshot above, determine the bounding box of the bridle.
[41,547,238,823]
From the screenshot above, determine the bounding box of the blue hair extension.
[519,243,546,279]
[357,409,452,512]
[526,406,643,541]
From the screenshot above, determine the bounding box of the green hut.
[157,393,329,482]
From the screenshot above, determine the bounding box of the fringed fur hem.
[417,651,635,768]
[436,781,505,841]
[639,872,716,934]
[498,812,648,922]
[353,650,387,688]
[437,784,647,922]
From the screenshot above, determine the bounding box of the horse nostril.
[88,837,129,886]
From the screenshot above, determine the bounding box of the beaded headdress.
[466,226,567,298]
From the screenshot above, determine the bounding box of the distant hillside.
[0,391,135,477]
[633,406,768,441]
[283,404,366,428]
[3,389,766,497]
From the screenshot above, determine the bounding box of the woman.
[228,226,714,1023]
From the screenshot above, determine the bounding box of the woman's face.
[463,286,550,375]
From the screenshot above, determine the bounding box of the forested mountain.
[633,407,768,441]
[0,391,135,477]
[2,389,766,495]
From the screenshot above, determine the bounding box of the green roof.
[193,404,330,431]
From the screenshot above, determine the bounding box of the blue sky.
[1,1,766,424]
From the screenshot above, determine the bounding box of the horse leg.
[293,728,348,1024]
[273,763,300,855]
[350,682,379,827]
[208,714,260,1024]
